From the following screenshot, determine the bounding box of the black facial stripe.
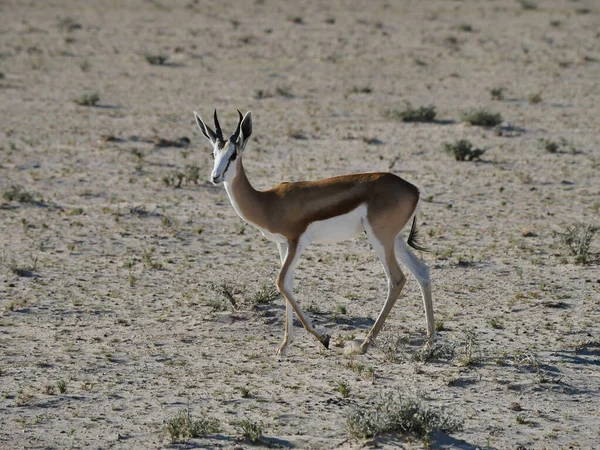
[222,152,236,175]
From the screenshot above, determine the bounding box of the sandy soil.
[1,0,599,448]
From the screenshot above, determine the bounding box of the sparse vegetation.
[275,86,293,98]
[519,0,537,10]
[3,185,35,203]
[528,91,542,104]
[538,138,560,153]
[346,391,462,441]
[487,317,504,329]
[410,342,455,363]
[166,409,221,443]
[1,3,597,448]
[337,380,350,398]
[57,380,67,394]
[443,140,486,161]
[460,108,502,127]
[233,418,263,442]
[384,104,437,123]
[142,248,162,270]
[455,330,479,367]
[490,87,505,100]
[236,386,251,398]
[145,53,168,65]
[553,223,598,264]
[73,92,99,106]
[4,246,40,278]
[434,320,445,332]
[538,137,577,154]
[162,171,185,188]
[184,164,200,184]
[251,282,279,305]
[378,334,401,363]
[210,282,238,309]
[348,85,373,95]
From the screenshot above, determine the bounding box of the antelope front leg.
[276,243,294,355]
[276,240,330,356]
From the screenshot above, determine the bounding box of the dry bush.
[460,108,502,127]
[443,140,486,161]
[2,185,35,203]
[73,92,99,106]
[384,104,437,123]
[553,223,598,265]
[346,391,462,441]
[166,409,221,443]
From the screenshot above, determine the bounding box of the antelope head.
[193,109,252,185]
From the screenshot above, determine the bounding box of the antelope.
[194,110,434,356]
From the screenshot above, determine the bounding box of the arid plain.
[0,0,599,448]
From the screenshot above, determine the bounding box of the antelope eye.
[230,152,237,161]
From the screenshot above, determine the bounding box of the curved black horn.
[213,109,224,141]
[230,110,243,142]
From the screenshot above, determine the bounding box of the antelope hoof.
[275,342,289,357]
[344,339,368,355]
[426,331,437,348]
[320,334,330,349]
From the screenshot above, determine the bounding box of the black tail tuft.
[407,216,429,252]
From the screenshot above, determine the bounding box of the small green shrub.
[346,392,462,441]
[553,223,598,265]
[528,92,542,104]
[490,87,505,100]
[487,317,504,329]
[2,185,35,203]
[455,330,479,367]
[145,54,168,65]
[251,282,279,305]
[410,342,455,363]
[460,108,502,127]
[57,380,67,394]
[209,282,238,308]
[519,0,537,10]
[236,386,251,398]
[538,138,559,153]
[73,92,99,106]
[434,320,445,332]
[184,164,200,184]
[234,419,263,442]
[443,140,486,161]
[337,380,351,398]
[385,104,437,123]
[166,409,221,443]
[348,86,373,95]
[5,250,39,278]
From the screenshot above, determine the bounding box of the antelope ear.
[193,111,217,144]
[240,111,252,150]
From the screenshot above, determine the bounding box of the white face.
[211,140,238,185]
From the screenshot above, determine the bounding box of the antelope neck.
[223,160,268,229]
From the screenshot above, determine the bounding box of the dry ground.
[1,0,599,449]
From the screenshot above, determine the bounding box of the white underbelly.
[305,204,367,244]
[258,226,287,243]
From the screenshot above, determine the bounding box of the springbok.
[194,110,434,356]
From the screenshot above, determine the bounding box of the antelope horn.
[230,109,243,142]
[213,109,224,141]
